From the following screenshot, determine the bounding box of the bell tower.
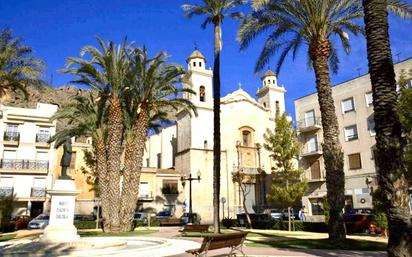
[256,70,286,117]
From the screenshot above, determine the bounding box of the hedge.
[242,220,328,233]
[74,220,101,229]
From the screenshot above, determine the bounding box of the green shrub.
[221,217,237,228]
[74,220,100,229]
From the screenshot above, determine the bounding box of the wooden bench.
[186,232,248,257]
[179,224,210,235]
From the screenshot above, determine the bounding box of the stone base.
[41,223,80,243]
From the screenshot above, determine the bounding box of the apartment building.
[294,58,412,220]
[0,103,58,218]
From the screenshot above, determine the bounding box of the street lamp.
[181,170,201,223]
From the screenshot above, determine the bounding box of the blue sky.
[1,0,411,118]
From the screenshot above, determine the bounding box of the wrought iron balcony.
[31,187,46,197]
[301,142,323,157]
[36,133,50,143]
[138,192,153,201]
[3,131,20,144]
[0,187,13,197]
[297,117,322,133]
[0,159,49,171]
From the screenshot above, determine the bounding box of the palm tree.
[61,37,132,232]
[182,0,245,233]
[362,0,412,256]
[119,48,197,231]
[0,28,44,101]
[238,0,364,240]
[50,92,111,229]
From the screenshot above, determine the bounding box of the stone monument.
[41,137,80,243]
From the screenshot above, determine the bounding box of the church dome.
[261,70,276,80]
[186,50,206,63]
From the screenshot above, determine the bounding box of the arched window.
[267,79,271,84]
[193,62,196,67]
[275,101,280,114]
[242,131,251,146]
[204,140,208,149]
[239,126,255,147]
[199,62,202,67]
[273,79,275,84]
[263,102,266,108]
[199,86,206,102]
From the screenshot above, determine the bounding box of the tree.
[238,0,365,240]
[0,28,44,101]
[362,0,412,255]
[232,167,253,228]
[55,39,196,232]
[398,69,412,183]
[182,0,245,233]
[264,113,307,231]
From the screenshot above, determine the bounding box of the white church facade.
[141,50,287,223]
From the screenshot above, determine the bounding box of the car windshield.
[158,211,169,216]
[134,213,141,218]
[36,214,49,220]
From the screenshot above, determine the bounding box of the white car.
[27,213,49,229]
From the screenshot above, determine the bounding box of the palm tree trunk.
[362,1,412,256]
[106,95,123,232]
[310,39,346,241]
[94,131,110,231]
[120,111,150,232]
[213,19,222,234]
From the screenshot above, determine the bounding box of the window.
[5,124,19,140]
[139,182,151,198]
[304,110,315,127]
[146,158,150,167]
[193,62,196,67]
[263,102,266,108]
[199,62,202,67]
[306,135,319,152]
[367,116,376,136]
[344,125,358,141]
[310,160,321,180]
[157,153,161,168]
[37,127,50,142]
[275,101,280,114]
[242,131,251,146]
[341,97,355,113]
[199,86,205,102]
[2,150,16,168]
[70,151,76,169]
[203,140,208,149]
[365,92,373,107]
[348,153,362,169]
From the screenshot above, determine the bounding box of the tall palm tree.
[50,92,111,229]
[61,37,132,232]
[239,0,364,240]
[119,48,197,231]
[0,28,44,101]
[182,0,245,233]
[362,0,412,256]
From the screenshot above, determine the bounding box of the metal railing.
[36,133,50,143]
[3,131,20,142]
[297,117,321,131]
[0,159,49,170]
[0,187,13,197]
[31,187,46,197]
[302,142,322,155]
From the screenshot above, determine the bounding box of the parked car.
[74,214,96,221]
[344,214,382,234]
[133,212,148,225]
[180,212,201,225]
[27,213,49,229]
[236,213,271,226]
[266,209,282,220]
[282,208,299,220]
[155,210,172,219]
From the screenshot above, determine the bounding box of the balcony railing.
[3,131,20,142]
[301,142,322,157]
[297,117,322,132]
[0,159,49,171]
[31,187,46,197]
[0,187,13,197]
[36,133,50,143]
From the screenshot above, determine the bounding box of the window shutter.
[348,153,362,169]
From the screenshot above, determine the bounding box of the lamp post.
[181,170,201,223]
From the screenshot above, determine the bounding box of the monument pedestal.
[41,179,80,243]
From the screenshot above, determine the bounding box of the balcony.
[31,187,46,198]
[35,133,51,148]
[0,187,13,197]
[138,192,153,201]
[301,142,323,158]
[0,159,49,174]
[3,131,20,146]
[298,117,322,133]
